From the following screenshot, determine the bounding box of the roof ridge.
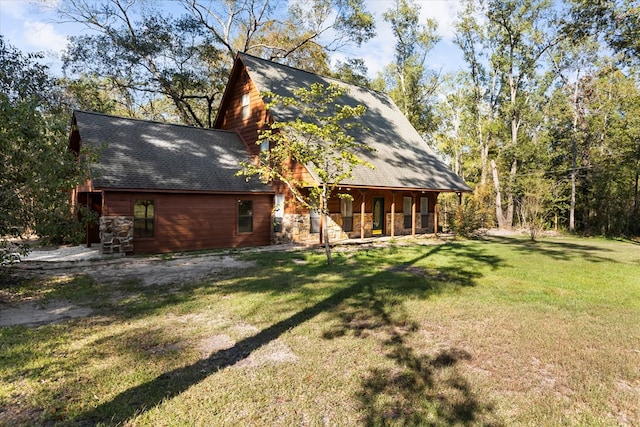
[237,52,386,95]
[73,110,238,134]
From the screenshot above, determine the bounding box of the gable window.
[420,197,429,228]
[241,93,251,120]
[134,200,154,238]
[403,196,412,229]
[238,200,253,233]
[341,198,353,232]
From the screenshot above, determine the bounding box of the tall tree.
[0,37,89,263]
[58,0,375,127]
[377,0,440,136]
[568,0,640,65]
[60,1,226,127]
[238,83,371,265]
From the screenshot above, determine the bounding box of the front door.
[372,197,384,235]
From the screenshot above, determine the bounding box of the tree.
[567,0,640,65]
[238,83,372,265]
[376,0,440,136]
[0,37,90,264]
[58,0,375,127]
[60,1,226,127]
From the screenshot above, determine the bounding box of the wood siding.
[103,191,272,254]
[218,67,266,156]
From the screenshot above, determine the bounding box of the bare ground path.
[1,244,304,327]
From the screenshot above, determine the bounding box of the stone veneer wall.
[100,216,134,255]
[273,212,437,244]
[386,213,435,235]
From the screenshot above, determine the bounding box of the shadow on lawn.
[483,235,619,263]
[74,242,504,426]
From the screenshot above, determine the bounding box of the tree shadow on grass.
[72,242,504,426]
[321,244,503,426]
[481,235,620,263]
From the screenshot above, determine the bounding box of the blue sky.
[0,0,466,77]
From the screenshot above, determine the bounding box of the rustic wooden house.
[70,54,470,254]
[214,53,471,244]
[69,111,273,254]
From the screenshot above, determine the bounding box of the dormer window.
[241,93,250,120]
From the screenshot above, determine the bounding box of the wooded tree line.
[2,0,638,254]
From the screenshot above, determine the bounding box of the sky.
[0,0,467,77]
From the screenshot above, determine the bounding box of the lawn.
[1,236,639,426]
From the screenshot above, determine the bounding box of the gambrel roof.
[71,110,272,193]
[229,53,471,192]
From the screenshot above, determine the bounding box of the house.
[214,53,471,244]
[69,111,273,254]
[70,53,470,254]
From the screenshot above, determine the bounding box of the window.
[260,139,269,153]
[241,93,251,120]
[403,196,413,229]
[274,194,284,232]
[341,198,353,232]
[134,200,154,238]
[420,197,429,228]
[238,200,253,233]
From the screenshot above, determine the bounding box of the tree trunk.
[491,159,505,229]
[633,139,640,235]
[505,158,517,228]
[321,186,332,265]
[322,211,332,266]
[570,74,580,233]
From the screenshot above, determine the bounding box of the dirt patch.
[3,251,259,326]
[0,300,93,327]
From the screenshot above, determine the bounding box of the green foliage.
[238,82,372,264]
[58,0,376,126]
[451,185,496,237]
[378,0,441,136]
[0,37,90,263]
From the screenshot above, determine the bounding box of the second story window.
[241,93,250,120]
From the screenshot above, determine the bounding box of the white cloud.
[419,0,464,40]
[23,20,68,54]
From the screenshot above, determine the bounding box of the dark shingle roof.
[238,53,471,192]
[74,110,271,193]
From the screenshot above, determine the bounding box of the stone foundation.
[100,216,134,255]
[387,213,435,235]
[273,211,437,244]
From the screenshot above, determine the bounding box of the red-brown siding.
[103,191,272,254]
[218,67,267,156]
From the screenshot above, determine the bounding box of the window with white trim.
[420,197,429,228]
[241,93,250,120]
[403,196,412,229]
[341,198,353,232]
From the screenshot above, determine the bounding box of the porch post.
[360,189,366,240]
[390,191,396,238]
[434,192,440,236]
[457,192,463,229]
[411,193,416,237]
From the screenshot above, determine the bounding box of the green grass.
[1,236,639,426]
